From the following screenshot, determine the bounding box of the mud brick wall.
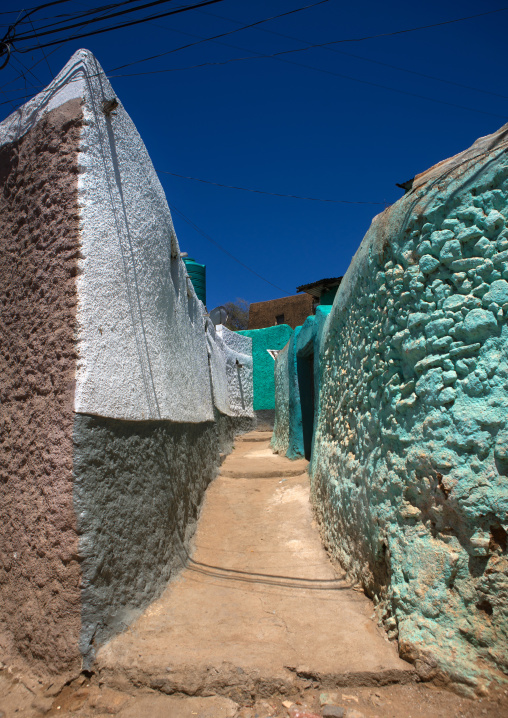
[248,294,313,330]
[0,99,83,673]
[310,128,508,692]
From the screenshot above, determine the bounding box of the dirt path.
[2,431,507,717]
[96,431,413,698]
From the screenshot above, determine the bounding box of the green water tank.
[183,257,206,305]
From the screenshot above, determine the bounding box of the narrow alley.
[1,431,507,717]
[96,431,412,694]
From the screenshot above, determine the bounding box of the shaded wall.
[74,416,222,667]
[272,307,332,460]
[311,124,508,691]
[271,328,303,459]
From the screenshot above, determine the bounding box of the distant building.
[296,276,342,306]
[248,293,314,330]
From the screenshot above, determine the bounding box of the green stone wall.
[310,127,508,692]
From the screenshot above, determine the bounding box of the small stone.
[460,308,497,342]
[88,686,130,714]
[419,255,440,274]
[288,707,321,718]
[322,707,345,718]
[341,695,359,703]
[440,239,462,262]
[282,700,294,709]
[31,697,53,715]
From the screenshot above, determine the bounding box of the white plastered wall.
[1,49,255,424]
[74,50,215,422]
[216,325,254,418]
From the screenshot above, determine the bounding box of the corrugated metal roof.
[296,276,343,298]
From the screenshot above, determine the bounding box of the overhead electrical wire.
[12,0,229,52]
[167,201,291,295]
[200,8,508,102]
[102,5,508,73]
[12,0,183,41]
[109,0,329,72]
[157,170,386,205]
[105,55,508,122]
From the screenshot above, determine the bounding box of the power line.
[200,8,508,102]
[89,5,508,74]
[104,52,508,121]
[3,47,507,122]
[12,0,180,41]
[109,0,329,72]
[13,0,228,52]
[167,201,291,295]
[158,169,385,205]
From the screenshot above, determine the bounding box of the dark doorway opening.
[297,352,315,460]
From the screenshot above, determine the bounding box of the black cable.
[106,44,508,121]
[16,0,227,52]
[88,5,508,74]
[27,13,55,78]
[0,42,60,90]
[12,0,223,47]
[167,201,291,295]
[13,0,181,41]
[201,8,508,102]
[158,170,385,205]
[109,0,329,72]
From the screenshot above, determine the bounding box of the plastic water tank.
[183,257,206,305]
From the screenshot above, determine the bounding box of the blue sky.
[1,0,507,310]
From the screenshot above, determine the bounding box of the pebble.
[322,706,345,718]
[288,707,321,718]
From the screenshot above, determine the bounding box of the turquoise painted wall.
[308,130,508,693]
[238,324,293,411]
[272,307,331,460]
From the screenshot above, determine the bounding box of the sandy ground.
[1,431,506,717]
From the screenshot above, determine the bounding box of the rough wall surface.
[271,329,304,459]
[74,50,213,423]
[73,415,222,666]
[0,100,83,673]
[248,293,314,329]
[238,324,293,410]
[0,49,252,673]
[272,307,332,460]
[217,325,254,417]
[311,124,508,690]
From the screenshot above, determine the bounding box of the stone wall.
[0,99,83,673]
[0,50,254,674]
[310,124,508,691]
[74,416,222,666]
[272,307,332,460]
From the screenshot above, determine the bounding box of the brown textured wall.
[0,99,82,674]
[248,293,314,330]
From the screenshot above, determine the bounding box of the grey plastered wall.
[73,415,224,665]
